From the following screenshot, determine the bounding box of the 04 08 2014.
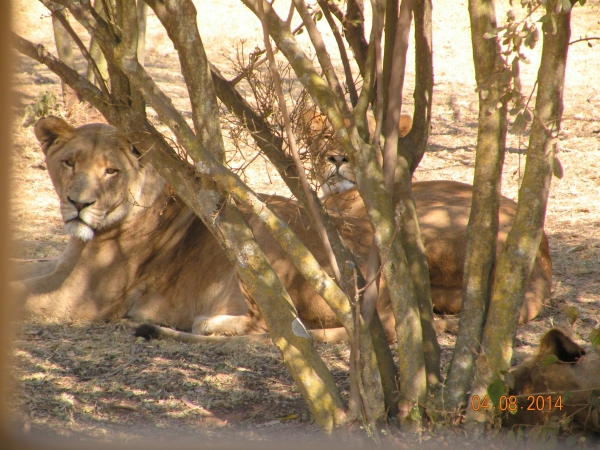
[471,395,564,412]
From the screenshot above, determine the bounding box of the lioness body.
[14,118,392,338]
[506,329,600,434]
[324,182,552,322]
[302,106,551,321]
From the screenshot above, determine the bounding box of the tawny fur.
[300,106,412,199]
[302,107,551,322]
[14,117,395,340]
[15,117,551,343]
[506,329,600,434]
[323,182,552,323]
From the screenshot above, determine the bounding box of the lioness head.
[300,106,413,198]
[34,116,164,241]
[506,328,600,433]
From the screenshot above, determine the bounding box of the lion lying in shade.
[13,116,551,343]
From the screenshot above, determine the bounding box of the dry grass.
[9,0,600,444]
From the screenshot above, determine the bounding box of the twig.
[102,357,138,378]
[102,340,139,378]
[569,36,600,46]
[42,2,111,102]
[317,0,358,106]
[292,0,345,103]
[229,11,317,87]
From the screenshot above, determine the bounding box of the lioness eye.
[105,168,118,175]
[63,160,74,168]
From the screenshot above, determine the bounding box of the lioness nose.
[327,155,349,168]
[68,197,95,212]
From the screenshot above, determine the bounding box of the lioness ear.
[537,328,585,363]
[34,116,74,155]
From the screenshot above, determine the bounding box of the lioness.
[300,106,413,198]
[302,107,551,321]
[506,328,600,434]
[324,183,552,322]
[13,116,394,341]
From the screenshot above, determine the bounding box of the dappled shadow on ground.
[10,321,353,441]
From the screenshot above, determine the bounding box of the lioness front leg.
[191,314,261,336]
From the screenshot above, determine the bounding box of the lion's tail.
[134,323,352,344]
[134,323,270,344]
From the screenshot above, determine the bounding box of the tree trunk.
[466,0,570,427]
[398,0,433,174]
[443,0,507,410]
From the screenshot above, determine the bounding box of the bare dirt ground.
[8,0,600,446]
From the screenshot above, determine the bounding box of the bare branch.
[41,1,111,102]
[292,0,345,106]
[257,0,345,291]
[145,0,226,161]
[317,0,358,106]
[12,32,117,122]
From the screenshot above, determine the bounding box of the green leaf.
[409,405,421,421]
[553,156,564,179]
[561,305,579,325]
[513,112,528,134]
[314,11,323,22]
[513,35,523,48]
[588,391,600,406]
[562,0,572,12]
[566,435,577,447]
[529,424,543,441]
[579,0,587,5]
[512,57,520,77]
[560,416,573,430]
[589,327,600,352]
[509,106,522,116]
[483,32,498,39]
[507,429,516,443]
[543,354,560,366]
[503,371,515,389]
[293,28,304,36]
[538,14,549,23]
[488,378,507,405]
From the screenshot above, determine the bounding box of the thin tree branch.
[43,2,111,102]
[256,0,345,291]
[12,32,116,121]
[317,0,358,106]
[292,0,345,107]
[145,0,226,162]
[569,36,600,45]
